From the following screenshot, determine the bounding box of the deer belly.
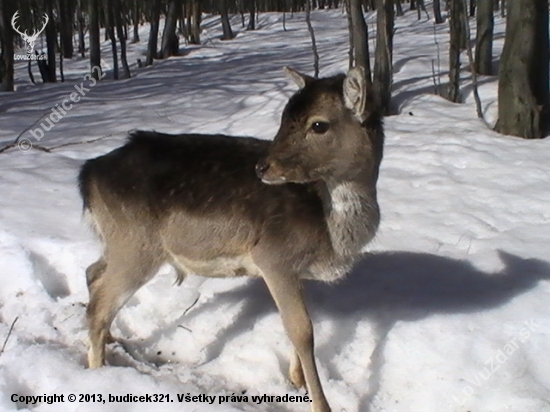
[169,253,262,278]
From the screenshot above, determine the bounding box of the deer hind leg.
[262,273,331,412]
[290,349,306,389]
[86,248,161,369]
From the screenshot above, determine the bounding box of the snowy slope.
[1,8,550,412]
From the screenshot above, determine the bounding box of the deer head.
[256,66,381,186]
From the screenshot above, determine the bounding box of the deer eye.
[311,121,330,134]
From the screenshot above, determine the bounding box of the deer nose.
[255,159,270,178]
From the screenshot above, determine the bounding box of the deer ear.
[283,66,314,89]
[343,66,368,120]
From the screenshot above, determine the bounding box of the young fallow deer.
[79,66,384,412]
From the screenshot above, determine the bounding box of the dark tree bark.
[89,0,102,79]
[433,0,444,23]
[132,0,140,43]
[247,0,256,30]
[77,1,86,57]
[187,0,201,44]
[474,0,493,75]
[115,0,130,78]
[373,0,394,114]
[349,0,372,85]
[447,0,464,102]
[395,0,404,17]
[346,0,354,68]
[146,0,162,66]
[161,0,180,58]
[45,0,57,82]
[495,0,549,138]
[106,0,119,80]
[0,0,15,91]
[416,0,426,19]
[220,0,235,40]
[59,0,74,58]
[469,0,476,16]
[305,0,319,77]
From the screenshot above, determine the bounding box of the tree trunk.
[161,0,180,58]
[346,0,354,69]
[495,0,549,138]
[373,0,394,114]
[77,1,86,57]
[188,0,201,44]
[0,0,15,91]
[416,0,425,19]
[45,0,57,82]
[89,0,102,79]
[447,0,463,102]
[349,0,372,85]
[247,0,256,30]
[305,0,319,77]
[106,0,119,80]
[433,0,444,24]
[474,0,493,75]
[59,0,74,58]
[115,0,130,78]
[395,0,404,17]
[132,0,140,43]
[469,0,476,16]
[146,0,162,66]
[220,0,235,40]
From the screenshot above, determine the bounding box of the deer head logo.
[11,11,49,58]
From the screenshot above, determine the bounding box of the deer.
[78,66,384,412]
[11,11,49,58]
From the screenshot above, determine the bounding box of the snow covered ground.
[1,7,550,412]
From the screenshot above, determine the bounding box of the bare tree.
[305,0,319,77]
[161,0,181,58]
[433,0,444,24]
[474,0,493,75]
[146,0,162,66]
[115,0,131,78]
[0,0,15,91]
[349,0,372,85]
[77,1,86,57]
[395,0,404,17]
[59,0,74,58]
[373,0,394,114]
[187,0,201,44]
[89,0,102,79]
[106,0,119,80]
[45,0,57,82]
[495,0,549,138]
[247,0,256,30]
[220,0,235,40]
[447,0,465,102]
[132,0,140,43]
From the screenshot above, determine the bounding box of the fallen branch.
[0,113,48,154]
[0,133,117,154]
[0,317,19,357]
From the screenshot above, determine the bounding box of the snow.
[1,7,550,412]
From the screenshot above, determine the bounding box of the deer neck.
[318,175,380,258]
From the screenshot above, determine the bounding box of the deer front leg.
[262,273,331,412]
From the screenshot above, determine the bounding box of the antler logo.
[11,11,49,59]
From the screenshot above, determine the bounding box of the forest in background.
[0,0,548,139]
